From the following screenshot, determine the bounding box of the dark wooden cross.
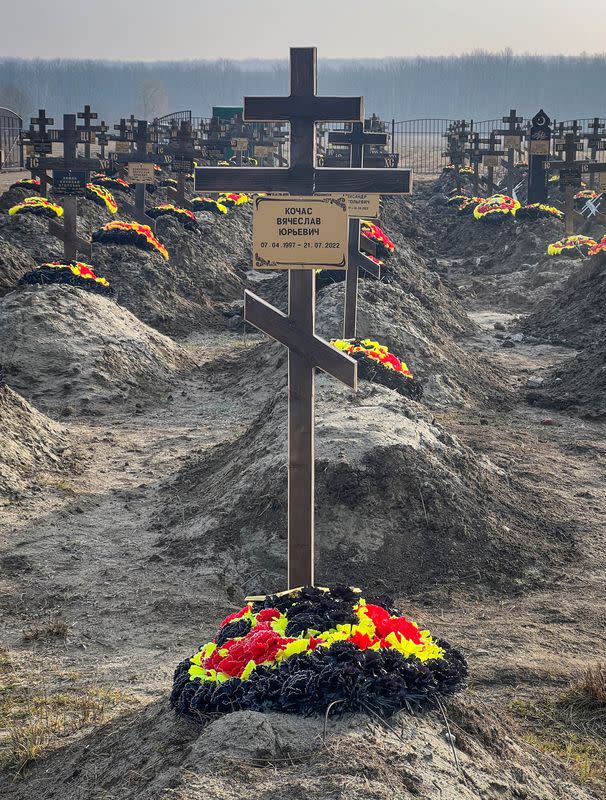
[465,132,483,194]
[479,131,505,194]
[77,104,101,158]
[546,133,600,233]
[328,122,387,168]
[195,47,411,588]
[328,121,387,337]
[159,120,198,207]
[39,114,97,260]
[442,120,471,193]
[580,118,606,189]
[493,109,524,196]
[527,109,552,204]
[95,121,110,159]
[23,110,55,196]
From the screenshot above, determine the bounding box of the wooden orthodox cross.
[326,121,387,337]
[195,47,411,588]
[494,109,524,197]
[581,118,606,189]
[158,120,198,207]
[22,110,54,196]
[77,105,102,158]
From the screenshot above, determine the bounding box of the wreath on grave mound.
[218,192,250,208]
[191,196,229,215]
[92,221,169,260]
[147,204,198,230]
[588,235,606,258]
[473,194,520,222]
[83,183,118,214]
[171,586,467,718]
[513,203,564,221]
[457,196,485,214]
[458,166,474,176]
[546,235,597,256]
[18,261,114,296]
[8,196,63,219]
[9,178,41,192]
[361,221,395,259]
[446,194,468,207]
[91,175,131,194]
[331,338,423,400]
[574,190,599,204]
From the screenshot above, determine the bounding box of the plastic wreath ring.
[547,235,597,256]
[147,204,198,230]
[457,196,485,214]
[218,192,250,208]
[473,194,520,222]
[91,175,131,194]
[446,194,468,206]
[331,338,423,401]
[83,183,118,214]
[588,235,606,258]
[360,221,396,259]
[18,261,114,296]
[513,204,564,221]
[8,196,63,219]
[9,178,41,192]
[92,221,169,260]
[171,586,467,718]
[191,196,229,215]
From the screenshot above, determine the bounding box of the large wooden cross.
[494,109,524,196]
[195,47,411,588]
[328,122,387,168]
[23,110,54,196]
[77,105,102,159]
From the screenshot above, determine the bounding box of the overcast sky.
[1,0,604,60]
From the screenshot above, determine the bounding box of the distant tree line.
[1,51,605,123]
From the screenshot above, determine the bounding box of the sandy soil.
[0,176,604,798]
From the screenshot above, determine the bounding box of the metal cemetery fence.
[0,108,23,170]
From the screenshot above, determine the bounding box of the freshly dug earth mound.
[0,236,36,296]
[527,343,606,419]
[316,282,507,409]
[91,213,249,336]
[0,385,70,503]
[0,695,593,800]
[518,256,606,347]
[0,284,193,413]
[159,378,574,595]
[0,212,63,263]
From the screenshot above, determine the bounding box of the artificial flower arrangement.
[361,221,395,259]
[9,177,41,192]
[218,160,232,167]
[191,196,229,215]
[218,192,250,208]
[331,338,423,400]
[588,235,606,257]
[574,189,599,203]
[457,196,485,214]
[513,203,564,221]
[171,585,467,718]
[8,196,63,219]
[158,178,178,188]
[18,261,113,296]
[147,204,198,231]
[91,175,131,194]
[446,194,468,206]
[458,166,474,175]
[473,194,520,222]
[547,235,597,257]
[83,183,118,214]
[514,160,528,168]
[92,220,169,260]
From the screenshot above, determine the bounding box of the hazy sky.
[1,0,604,60]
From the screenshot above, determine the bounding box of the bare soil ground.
[0,176,605,799]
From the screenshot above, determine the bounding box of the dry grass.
[0,647,137,775]
[22,618,68,643]
[511,663,606,793]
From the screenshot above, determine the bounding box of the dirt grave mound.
[0,212,64,263]
[0,697,595,800]
[518,256,606,347]
[0,236,36,296]
[158,375,574,595]
[0,385,71,503]
[91,212,249,336]
[527,343,606,419]
[315,282,507,409]
[0,284,193,414]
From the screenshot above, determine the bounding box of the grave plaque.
[52,170,87,194]
[316,192,380,217]
[254,145,275,157]
[599,173,606,190]
[115,140,131,154]
[482,154,500,167]
[232,137,249,150]
[503,135,522,150]
[253,195,347,269]
[128,162,155,183]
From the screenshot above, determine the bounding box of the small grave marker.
[527,110,552,204]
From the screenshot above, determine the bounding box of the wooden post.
[194,47,411,588]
